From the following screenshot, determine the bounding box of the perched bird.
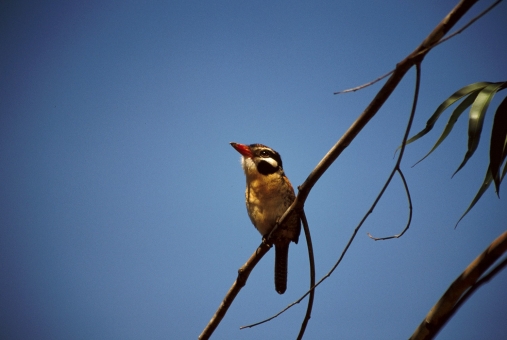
[230,142,300,294]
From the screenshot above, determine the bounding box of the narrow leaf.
[490,95,507,194]
[455,167,493,228]
[452,82,505,177]
[413,90,480,166]
[405,82,491,146]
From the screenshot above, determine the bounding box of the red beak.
[230,142,253,157]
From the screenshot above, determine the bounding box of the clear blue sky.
[1,1,506,339]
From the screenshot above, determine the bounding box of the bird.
[230,142,300,294]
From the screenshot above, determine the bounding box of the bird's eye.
[260,149,274,158]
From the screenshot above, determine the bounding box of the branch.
[409,230,507,340]
[278,0,480,229]
[427,0,503,48]
[301,62,421,297]
[200,210,316,339]
[199,0,482,337]
[334,70,394,94]
[296,211,315,340]
[241,59,418,324]
[365,61,420,241]
[198,241,271,340]
[334,0,500,95]
[239,210,316,339]
[367,167,413,241]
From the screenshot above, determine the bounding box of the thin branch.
[367,167,413,240]
[428,0,503,48]
[334,0,501,95]
[366,64,420,242]
[448,256,507,322]
[409,230,507,340]
[277,0,479,231]
[334,70,394,94]
[198,241,271,340]
[239,211,316,336]
[199,1,482,337]
[249,62,422,318]
[296,211,315,340]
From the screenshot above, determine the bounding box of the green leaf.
[413,90,480,166]
[405,82,491,146]
[490,95,507,194]
[452,82,505,177]
[455,167,493,228]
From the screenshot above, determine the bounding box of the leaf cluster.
[405,81,507,224]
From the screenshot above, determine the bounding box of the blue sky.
[1,1,506,339]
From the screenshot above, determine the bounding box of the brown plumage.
[230,142,300,294]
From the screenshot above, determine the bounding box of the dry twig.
[334,0,501,95]
[199,1,484,338]
[239,211,316,340]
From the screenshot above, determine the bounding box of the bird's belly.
[245,186,288,236]
[247,203,280,236]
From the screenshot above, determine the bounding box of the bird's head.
[230,142,283,176]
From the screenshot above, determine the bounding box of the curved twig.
[240,210,316,337]
[422,0,503,52]
[334,0,501,96]
[275,0,479,231]
[297,211,315,339]
[199,1,482,337]
[367,164,413,240]
[246,62,421,318]
[363,62,421,243]
[367,61,422,242]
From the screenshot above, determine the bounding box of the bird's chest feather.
[244,173,292,236]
